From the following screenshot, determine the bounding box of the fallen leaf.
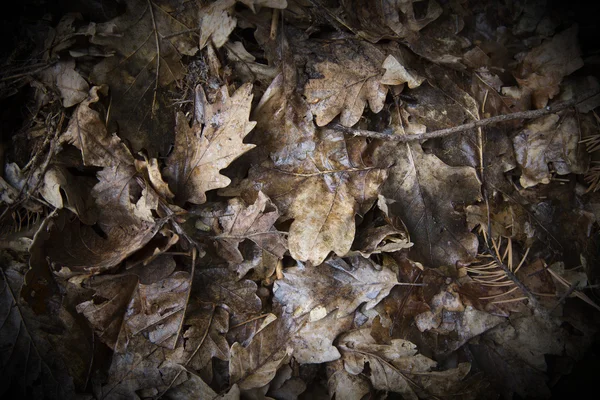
[39,59,89,107]
[326,360,371,400]
[515,25,584,109]
[0,261,91,399]
[274,257,400,318]
[60,86,133,167]
[266,364,307,400]
[229,317,293,391]
[339,0,442,42]
[164,84,256,205]
[513,112,589,188]
[305,41,422,127]
[165,369,240,400]
[248,130,386,264]
[213,192,287,278]
[374,141,481,267]
[90,0,199,154]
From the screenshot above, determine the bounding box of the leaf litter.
[1,0,600,399]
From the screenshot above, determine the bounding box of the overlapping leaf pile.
[1,0,600,399]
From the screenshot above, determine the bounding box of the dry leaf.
[164,84,256,205]
[304,42,388,127]
[515,25,584,109]
[165,369,240,400]
[229,315,294,391]
[0,261,91,399]
[327,360,371,400]
[374,141,481,267]
[38,59,89,107]
[90,0,199,154]
[213,192,287,278]
[274,257,400,318]
[513,112,589,188]
[248,130,386,264]
[339,0,442,42]
[60,86,133,167]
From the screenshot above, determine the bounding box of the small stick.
[333,89,600,142]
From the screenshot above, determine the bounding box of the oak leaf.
[274,257,400,318]
[374,141,481,267]
[90,0,199,154]
[164,84,256,205]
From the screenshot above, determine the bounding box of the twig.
[147,0,161,115]
[332,89,600,142]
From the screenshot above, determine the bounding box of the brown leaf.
[165,369,240,400]
[515,25,584,109]
[90,0,199,154]
[374,141,481,267]
[213,192,287,279]
[326,360,371,400]
[38,59,89,108]
[513,112,589,188]
[0,261,91,398]
[229,315,294,391]
[195,268,262,319]
[304,43,388,127]
[60,86,133,167]
[248,130,386,264]
[273,257,400,318]
[164,84,256,205]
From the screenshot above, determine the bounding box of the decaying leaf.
[513,112,589,188]
[274,257,400,318]
[60,86,133,167]
[305,41,423,127]
[339,0,443,42]
[229,315,294,391]
[337,328,473,400]
[248,129,386,264]
[375,141,481,267]
[0,260,91,399]
[164,84,256,205]
[90,0,199,154]
[38,59,89,108]
[515,25,584,109]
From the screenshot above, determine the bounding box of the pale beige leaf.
[164,84,256,205]
[39,60,89,107]
[381,54,424,88]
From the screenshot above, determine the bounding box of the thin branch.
[147,0,161,116]
[332,89,600,142]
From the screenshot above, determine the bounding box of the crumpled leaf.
[164,84,256,205]
[289,311,353,364]
[226,41,278,86]
[195,268,262,319]
[90,0,199,154]
[212,192,287,278]
[75,267,191,352]
[305,41,423,127]
[266,364,306,400]
[59,86,133,167]
[337,328,474,400]
[38,59,89,108]
[515,25,584,109]
[248,129,387,264]
[274,257,400,318]
[39,165,97,225]
[513,112,589,188]
[0,261,91,399]
[374,141,481,267]
[200,0,288,49]
[252,71,316,166]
